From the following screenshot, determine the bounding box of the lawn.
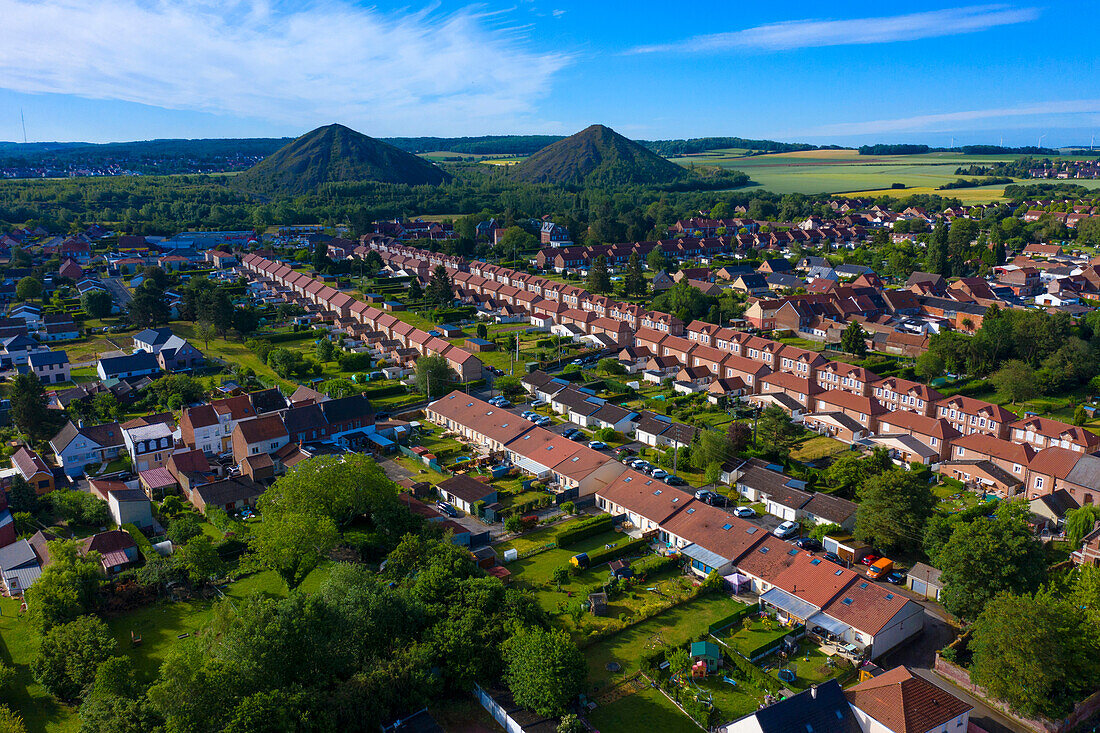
[494,515,598,556]
[790,435,850,462]
[758,638,854,692]
[502,528,632,587]
[0,565,333,732]
[932,480,986,513]
[720,616,792,660]
[587,684,698,733]
[585,594,745,690]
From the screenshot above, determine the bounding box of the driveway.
[379,455,504,540]
[878,606,1027,733]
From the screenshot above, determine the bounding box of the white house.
[49,421,126,477]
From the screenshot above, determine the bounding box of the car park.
[794,537,822,552]
[587,441,608,450]
[773,520,800,539]
[733,506,756,518]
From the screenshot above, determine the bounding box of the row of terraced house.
[354,239,1100,507]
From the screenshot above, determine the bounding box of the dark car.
[662,475,687,486]
[436,502,459,518]
[886,571,907,585]
[562,428,580,439]
[795,538,823,552]
[823,552,845,566]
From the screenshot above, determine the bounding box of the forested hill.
[232,124,450,195]
[509,124,690,186]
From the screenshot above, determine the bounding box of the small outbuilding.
[690,640,721,673]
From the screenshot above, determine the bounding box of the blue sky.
[0,1,1097,146]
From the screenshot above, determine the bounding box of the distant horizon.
[1,127,1097,151]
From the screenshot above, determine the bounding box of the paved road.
[103,277,133,306]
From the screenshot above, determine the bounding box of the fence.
[397,445,452,476]
[745,624,804,661]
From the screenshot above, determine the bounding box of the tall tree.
[312,240,329,272]
[990,360,1038,404]
[585,255,611,294]
[424,265,454,308]
[646,246,669,273]
[755,405,801,459]
[938,502,1047,621]
[970,592,1100,719]
[9,372,57,441]
[854,470,935,553]
[127,283,170,328]
[501,627,586,717]
[839,321,867,356]
[246,512,339,590]
[26,540,105,633]
[413,354,458,399]
[622,251,647,297]
[32,615,118,700]
[15,277,42,302]
[80,290,113,319]
[925,221,949,275]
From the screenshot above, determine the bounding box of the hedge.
[556,514,613,547]
[938,379,994,398]
[264,329,324,344]
[584,536,649,566]
[122,523,155,561]
[361,384,407,399]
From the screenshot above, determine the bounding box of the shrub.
[560,501,575,515]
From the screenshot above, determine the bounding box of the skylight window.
[788,549,799,556]
[746,527,758,534]
[834,569,843,576]
[653,490,662,496]
[686,507,695,513]
[811,558,822,565]
[759,546,769,553]
[722,523,732,531]
[842,597,854,605]
[859,582,868,589]
[885,593,894,600]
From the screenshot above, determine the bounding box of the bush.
[560,501,575,515]
[505,516,523,533]
[122,523,154,561]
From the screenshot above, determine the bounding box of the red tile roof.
[845,666,972,733]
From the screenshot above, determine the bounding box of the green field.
[588,685,698,733]
[666,148,1100,199]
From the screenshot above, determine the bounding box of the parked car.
[860,554,881,567]
[662,475,686,486]
[823,552,845,566]
[650,469,668,480]
[530,399,547,408]
[562,428,580,438]
[436,502,459,518]
[733,506,756,518]
[773,520,800,539]
[568,432,586,442]
[795,537,823,552]
[587,441,608,450]
[885,571,907,585]
[535,416,552,427]
[630,460,652,471]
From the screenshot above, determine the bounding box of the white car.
[773,520,800,539]
[733,506,756,518]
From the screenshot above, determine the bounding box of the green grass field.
[667,148,1100,199]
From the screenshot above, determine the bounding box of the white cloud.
[630,5,1038,54]
[0,0,569,135]
[796,100,1100,137]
